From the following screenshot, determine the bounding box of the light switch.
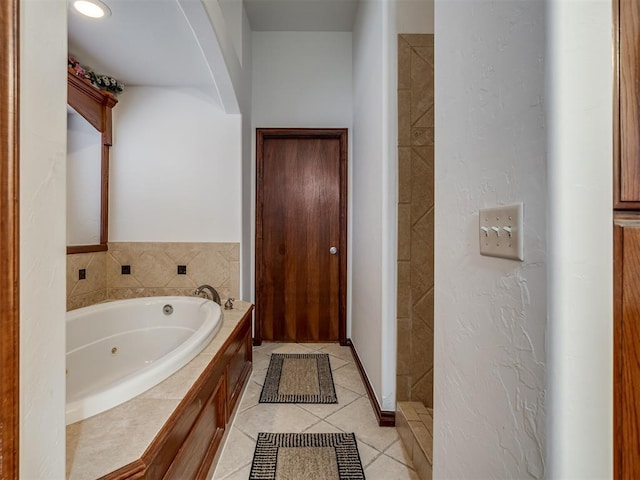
[479,203,524,261]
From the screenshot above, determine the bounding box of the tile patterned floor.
[210,342,418,479]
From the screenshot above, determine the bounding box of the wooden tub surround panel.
[96,305,253,480]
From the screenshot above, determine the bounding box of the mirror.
[67,70,117,254]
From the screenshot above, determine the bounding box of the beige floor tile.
[303,420,344,434]
[234,403,320,440]
[384,439,414,467]
[271,343,318,354]
[237,380,263,412]
[213,343,414,480]
[210,427,255,480]
[325,397,399,452]
[356,438,382,468]
[319,343,355,363]
[214,463,252,480]
[364,454,420,480]
[297,384,361,419]
[252,350,272,371]
[331,364,367,396]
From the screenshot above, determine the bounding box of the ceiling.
[68,0,358,88]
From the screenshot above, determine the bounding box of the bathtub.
[66,296,222,425]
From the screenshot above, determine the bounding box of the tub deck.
[66,301,253,480]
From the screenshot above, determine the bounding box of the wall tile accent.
[67,252,108,311]
[67,242,240,311]
[396,34,434,408]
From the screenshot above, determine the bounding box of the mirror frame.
[67,70,117,254]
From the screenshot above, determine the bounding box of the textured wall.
[545,0,612,476]
[20,0,67,476]
[67,242,239,310]
[396,34,435,407]
[434,0,546,478]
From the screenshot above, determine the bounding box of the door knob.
[329,246,338,255]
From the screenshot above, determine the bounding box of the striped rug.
[249,432,365,480]
[259,353,338,404]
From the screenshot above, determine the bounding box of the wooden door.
[255,129,347,344]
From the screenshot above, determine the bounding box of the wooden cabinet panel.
[227,331,252,419]
[614,220,640,479]
[163,376,226,480]
[618,0,640,204]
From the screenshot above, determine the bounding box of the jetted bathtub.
[66,296,222,425]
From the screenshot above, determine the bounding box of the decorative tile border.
[67,242,240,310]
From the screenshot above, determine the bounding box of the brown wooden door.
[255,128,347,344]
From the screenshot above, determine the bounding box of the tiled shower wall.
[396,34,435,407]
[67,242,240,311]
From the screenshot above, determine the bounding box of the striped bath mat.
[249,432,365,480]
[259,353,338,404]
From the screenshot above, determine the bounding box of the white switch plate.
[479,203,524,261]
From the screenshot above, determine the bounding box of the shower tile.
[398,90,412,146]
[414,105,434,128]
[412,207,435,248]
[410,50,434,125]
[410,319,433,383]
[397,318,412,376]
[410,127,434,147]
[411,235,434,287]
[398,147,412,204]
[398,204,412,262]
[410,151,434,222]
[398,36,412,90]
[397,375,411,402]
[397,261,411,318]
[404,34,434,48]
[413,289,434,327]
[411,370,434,410]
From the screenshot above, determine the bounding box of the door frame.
[1,0,20,477]
[255,128,348,346]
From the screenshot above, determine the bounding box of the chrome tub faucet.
[194,284,221,306]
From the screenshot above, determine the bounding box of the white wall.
[20,0,67,477]
[433,0,547,478]
[252,32,353,128]
[352,0,387,408]
[545,0,613,477]
[351,0,433,411]
[110,87,242,243]
[395,0,434,33]
[250,31,353,304]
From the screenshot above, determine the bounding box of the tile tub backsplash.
[67,242,240,311]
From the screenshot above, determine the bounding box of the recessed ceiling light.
[73,0,111,19]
